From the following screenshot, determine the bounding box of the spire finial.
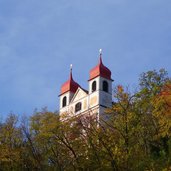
[99,49,102,64]
[70,64,73,71]
[99,49,102,55]
[69,64,73,80]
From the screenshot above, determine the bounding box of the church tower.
[88,49,113,116]
[59,66,80,114]
[59,49,113,120]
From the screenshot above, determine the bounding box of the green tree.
[0,114,24,170]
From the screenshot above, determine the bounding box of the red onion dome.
[60,68,80,95]
[89,53,112,81]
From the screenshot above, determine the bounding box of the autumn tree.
[0,69,170,171]
[0,114,24,170]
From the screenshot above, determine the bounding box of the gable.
[71,87,88,103]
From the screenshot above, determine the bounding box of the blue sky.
[0,0,171,117]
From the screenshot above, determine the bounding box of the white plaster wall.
[59,92,74,109]
[99,77,112,94]
[88,77,100,93]
[69,96,89,116]
[59,76,113,118]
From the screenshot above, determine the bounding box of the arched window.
[103,81,108,92]
[62,96,67,107]
[92,81,96,92]
[75,102,82,113]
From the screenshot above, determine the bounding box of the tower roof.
[60,65,80,95]
[89,50,112,81]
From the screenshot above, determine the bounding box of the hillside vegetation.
[0,69,171,171]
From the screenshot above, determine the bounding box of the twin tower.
[59,50,113,119]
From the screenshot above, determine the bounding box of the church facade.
[59,50,113,120]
